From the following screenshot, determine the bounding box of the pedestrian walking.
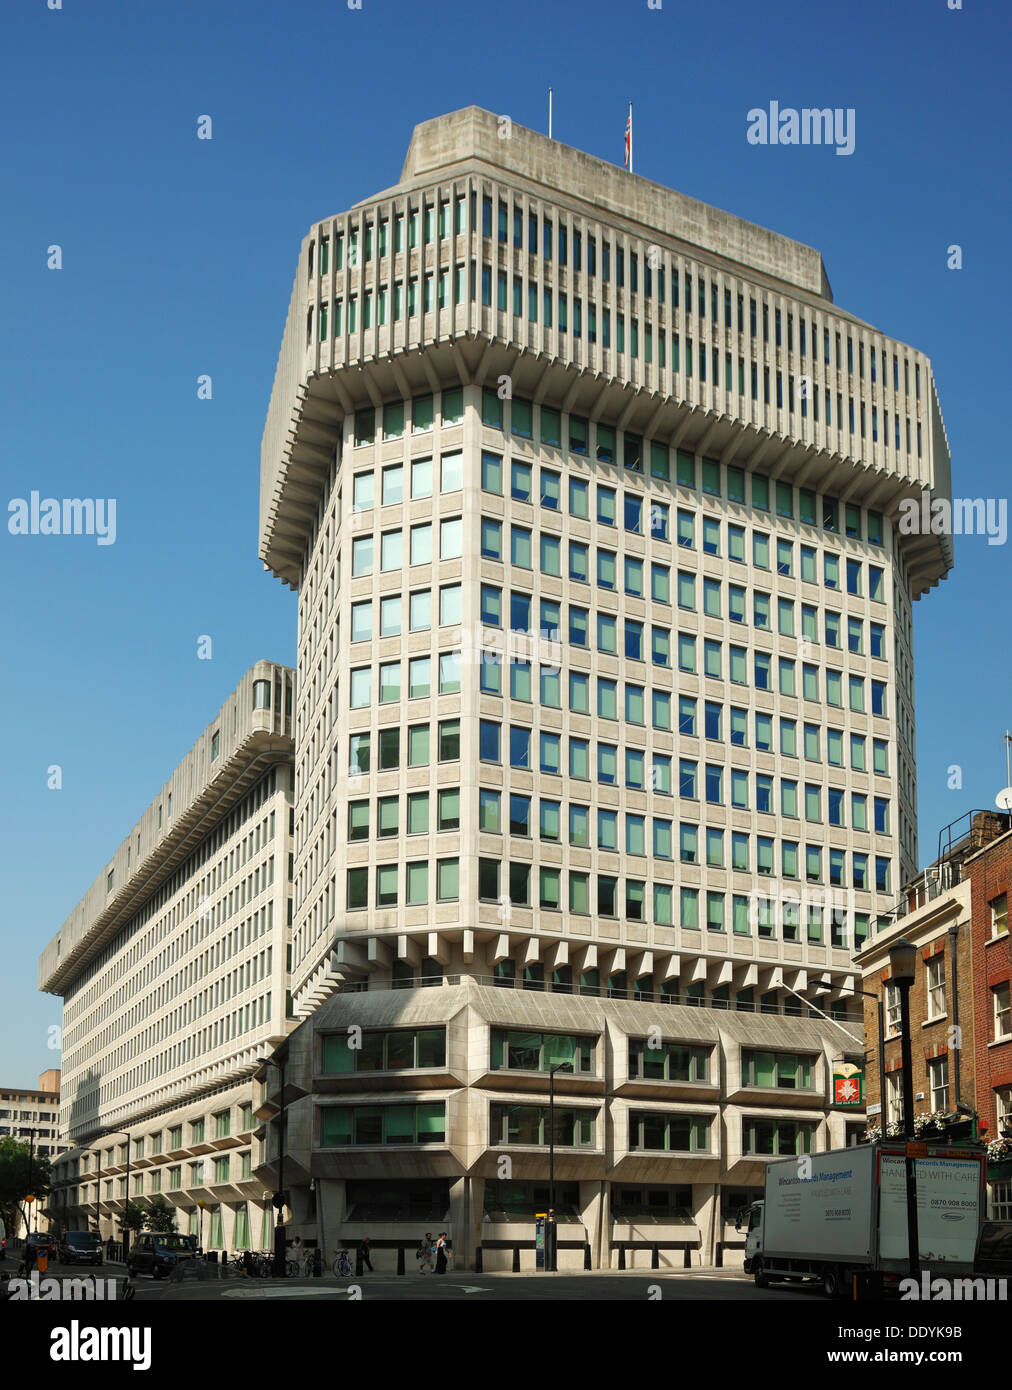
[356,1237,373,1274]
[417,1231,435,1273]
[434,1232,449,1274]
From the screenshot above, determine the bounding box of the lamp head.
[888,937,917,986]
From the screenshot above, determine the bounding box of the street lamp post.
[889,938,920,1282]
[25,1128,36,1236]
[546,1062,573,1273]
[271,1058,287,1278]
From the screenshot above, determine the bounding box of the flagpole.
[628,101,633,173]
[549,87,553,140]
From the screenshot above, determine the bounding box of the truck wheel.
[822,1266,843,1298]
[753,1259,769,1289]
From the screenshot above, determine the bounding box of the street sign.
[906,1141,928,1158]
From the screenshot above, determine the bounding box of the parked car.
[975,1221,1012,1277]
[60,1230,104,1266]
[126,1233,198,1279]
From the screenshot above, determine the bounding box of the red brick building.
[965,821,1012,1216]
[857,810,1012,1214]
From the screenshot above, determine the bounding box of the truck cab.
[738,1201,764,1274]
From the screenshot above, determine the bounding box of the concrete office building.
[1,1070,65,1239]
[0,1069,62,1152]
[42,663,296,1252]
[254,107,954,1266]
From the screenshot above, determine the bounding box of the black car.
[61,1230,104,1266]
[127,1233,198,1279]
[975,1221,1012,1277]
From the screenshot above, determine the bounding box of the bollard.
[397,1245,406,1276]
[313,1247,322,1278]
[584,1243,591,1271]
[512,1246,520,1273]
[651,1244,659,1270]
[683,1245,691,1269]
[617,1246,626,1270]
[715,1242,723,1269]
[475,1246,483,1273]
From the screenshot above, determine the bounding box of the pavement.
[122,1263,806,1302]
[4,1253,777,1302]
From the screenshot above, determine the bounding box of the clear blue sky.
[1,0,1009,1086]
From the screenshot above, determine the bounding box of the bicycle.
[332,1249,353,1278]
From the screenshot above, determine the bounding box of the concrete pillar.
[468,1176,485,1271]
[598,1180,612,1270]
[448,1176,475,1270]
[579,1181,604,1270]
[288,1180,314,1235]
[256,1202,273,1250]
[692,1183,717,1266]
[221,1203,236,1253]
[316,1179,345,1261]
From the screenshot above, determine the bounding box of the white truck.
[739,1141,986,1296]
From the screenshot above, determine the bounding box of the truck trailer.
[739,1141,985,1296]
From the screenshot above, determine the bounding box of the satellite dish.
[996,787,1012,813]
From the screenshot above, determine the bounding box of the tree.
[144,1196,177,1234]
[120,1201,146,1236]
[0,1137,50,1238]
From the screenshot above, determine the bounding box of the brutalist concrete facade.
[255,108,956,1268]
[256,980,865,1270]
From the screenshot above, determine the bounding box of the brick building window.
[996,1087,1012,1137]
[885,983,901,1034]
[992,893,1009,938]
[994,983,1011,1042]
[993,1182,1012,1221]
[925,957,946,1021]
[886,1071,904,1126]
[927,1057,949,1113]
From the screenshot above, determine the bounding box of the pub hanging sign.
[833,1062,864,1107]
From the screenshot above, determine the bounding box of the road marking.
[221,1287,338,1298]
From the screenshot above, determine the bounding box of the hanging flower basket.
[914,1111,949,1139]
[862,1121,904,1143]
